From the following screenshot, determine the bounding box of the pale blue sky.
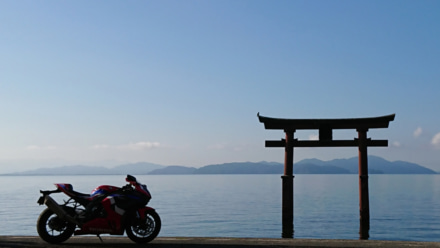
[1,0,439,173]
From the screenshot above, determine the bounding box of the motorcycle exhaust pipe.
[43,195,81,226]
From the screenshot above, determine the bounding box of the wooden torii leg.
[358,128,370,239]
[282,130,294,238]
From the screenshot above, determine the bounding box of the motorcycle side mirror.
[126,174,137,183]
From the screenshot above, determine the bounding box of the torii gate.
[257,113,395,239]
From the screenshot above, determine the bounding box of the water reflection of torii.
[257,113,395,239]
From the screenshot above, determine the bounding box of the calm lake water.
[1,174,440,241]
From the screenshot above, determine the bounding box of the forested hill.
[149,156,436,175]
[5,156,436,175]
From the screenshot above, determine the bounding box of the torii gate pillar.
[258,113,395,239]
[358,128,370,238]
[281,130,294,238]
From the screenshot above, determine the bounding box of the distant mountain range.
[3,156,436,175]
[6,162,165,175]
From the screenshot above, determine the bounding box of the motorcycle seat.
[58,184,91,199]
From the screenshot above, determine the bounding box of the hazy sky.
[1,0,439,173]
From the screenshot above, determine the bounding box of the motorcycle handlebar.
[122,184,134,192]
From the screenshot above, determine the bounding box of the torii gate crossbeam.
[258,113,395,239]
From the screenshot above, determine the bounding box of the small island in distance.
[3,156,436,175]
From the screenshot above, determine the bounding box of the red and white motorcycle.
[37,175,161,244]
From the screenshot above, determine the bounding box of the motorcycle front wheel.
[36,208,76,244]
[126,210,161,243]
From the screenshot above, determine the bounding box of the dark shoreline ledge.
[1,236,439,248]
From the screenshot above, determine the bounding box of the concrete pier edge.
[1,236,440,248]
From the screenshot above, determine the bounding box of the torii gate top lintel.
[257,113,395,148]
[257,113,395,130]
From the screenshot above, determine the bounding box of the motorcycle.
[36,174,161,244]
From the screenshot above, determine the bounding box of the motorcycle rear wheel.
[126,210,161,243]
[36,208,76,244]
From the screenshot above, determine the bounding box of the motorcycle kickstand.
[97,234,103,243]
